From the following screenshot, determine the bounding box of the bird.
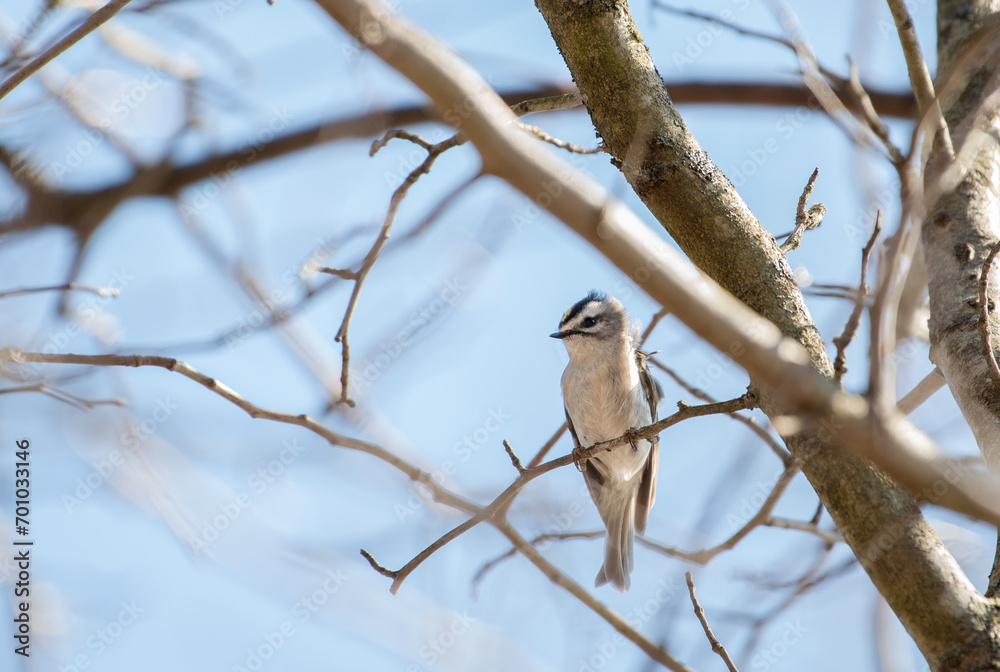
[550,291,662,592]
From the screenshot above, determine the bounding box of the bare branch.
[832,211,882,383]
[846,57,905,164]
[686,572,739,672]
[333,132,463,407]
[0,383,125,410]
[515,120,605,154]
[0,283,120,300]
[0,0,135,102]
[526,422,567,469]
[503,440,526,474]
[884,0,955,160]
[641,465,799,565]
[650,358,790,463]
[896,368,946,415]
[494,520,694,672]
[765,517,843,544]
[780,168,824,254]
[380,395,752,592]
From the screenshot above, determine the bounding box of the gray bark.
[927,0,1000,599]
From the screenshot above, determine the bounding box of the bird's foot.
[571,445,587,471]
[624,427,640,452]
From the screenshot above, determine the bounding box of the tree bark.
[926,0,1000,600]
[534,0,1000,668]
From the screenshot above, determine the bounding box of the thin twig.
[515,121,605,154]
[846,57,904,164]
[768,2,884,155]
[640,465,799,565]
[359,549,396,579]
[650,358,790,463]
[0,350,480,514]
[978,242,1000,390]
[0,0,135,101]
[332,132,464,407]
[765,516,843,544]
[494,520,694,672]
[503,440,526,474]
[473,531,603,591]
[0,384,125,410]
[526,422,567,469]
[0,283,120,300]
[380,395,753,592]
[832,211,882,384]
[780,168,824,254]
[639,307,670,348]
[686,572,739,672]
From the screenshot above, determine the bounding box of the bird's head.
[550,291,630,357]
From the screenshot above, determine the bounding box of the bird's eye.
[582,317,598,327]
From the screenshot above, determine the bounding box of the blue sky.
[0,1,985,670]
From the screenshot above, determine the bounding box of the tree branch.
[685,572,739,672]
[0,0,135,101]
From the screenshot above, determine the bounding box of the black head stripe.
[560,290,606,326]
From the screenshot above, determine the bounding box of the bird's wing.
[568,405,613,521]
[635,351,661,534]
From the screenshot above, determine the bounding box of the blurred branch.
[650,358,790,463]
[885,0,954,160]
[526,422,567,469]
[0,0,135,101]
[764,516,843,544]
[896,368,946,415]
[641,465,799,565]
[0,283,119,300]
[0,383,125,410]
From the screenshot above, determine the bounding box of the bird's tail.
[594,491,636,592]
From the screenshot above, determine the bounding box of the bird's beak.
[550,330,574,339]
